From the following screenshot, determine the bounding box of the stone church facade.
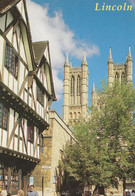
[63,46,133,126]
[108,46,132,86]
[63,52,89,125]
[91,46,133,107]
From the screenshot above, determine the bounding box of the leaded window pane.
[4,43,18,78]
[27,123,34,143]
[37,85,44,106]
[0,102,8,130]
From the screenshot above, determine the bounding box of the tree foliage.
[60,81,135,194]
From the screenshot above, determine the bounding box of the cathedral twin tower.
[63,52,88,125]
[62,46,133,126]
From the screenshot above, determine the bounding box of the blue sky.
[27,0,135,117]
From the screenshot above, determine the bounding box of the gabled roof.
[0,0,20,14]
[0,0,36,71]
[33,41,56,101]
[33,41,48,65]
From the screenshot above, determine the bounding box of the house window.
[0,102,8,130]
[37,84,44,106]
[27,122,34,143]
[11,167,19,192]
[4,43,18,78]
[0,164,8,190]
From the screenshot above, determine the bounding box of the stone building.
[31,110,76,196]
[91,46,133,106]
[108,46,132,86]
[63,52,89,125]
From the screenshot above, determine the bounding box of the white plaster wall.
[14,137,18,151]
[0,36,4,72]
[16,1,22,14]
[0,15,6,32]
[2,130,7,148]
[6,28,13,42]
[7,12,13,26]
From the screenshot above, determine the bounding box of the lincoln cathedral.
[63,46,133,125]
[63,52,88,125]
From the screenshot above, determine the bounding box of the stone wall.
[31,110,76,196]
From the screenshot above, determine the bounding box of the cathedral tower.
[91,46,133,107]
[63,53,70,124]
[63,52,89,125]
[108,46,133,86]
[91,80,98,107]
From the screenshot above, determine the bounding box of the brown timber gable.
[33,42,56,101]
[0,0,36,71]
[0,0,21,15]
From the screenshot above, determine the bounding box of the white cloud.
[26,0,100,99]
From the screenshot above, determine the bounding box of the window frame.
[4,43,19,79]
[37,84,44,106]
[27,122,34,143]
[77,75,80,95]
[71,76,75,95]
[0,102,9,130]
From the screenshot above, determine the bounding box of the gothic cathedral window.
[77,75,80,95]
[115,72,119,81]
[70,76,75,105]
[77,75,80,104]
[71,76,75,95]
[121,72,125,84]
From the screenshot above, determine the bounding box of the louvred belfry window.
[0,102,8,130]
[4,43,18,78]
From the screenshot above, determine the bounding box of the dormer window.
[37,84,44,106]
[4,43,18,78]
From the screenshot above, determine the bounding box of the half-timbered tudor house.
[0,0,56,195]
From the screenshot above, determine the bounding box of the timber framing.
[0,81,49,130]
[0,146,39,163]
[0,0,56,194]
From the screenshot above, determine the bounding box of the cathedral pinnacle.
[127,45,132,61]
[92,80,95,94]
[64,52,69,66]
[82,51,87,65]
[108,47,113,63]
